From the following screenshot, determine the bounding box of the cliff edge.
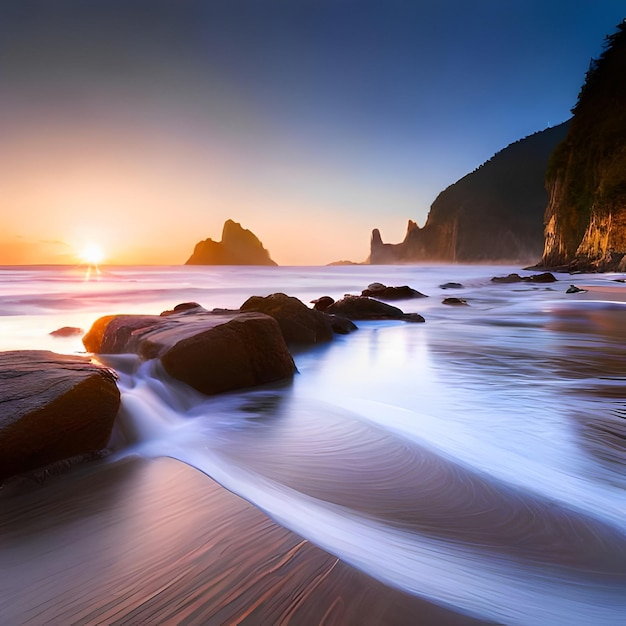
[371,122,569,264]
[540,21,626,271]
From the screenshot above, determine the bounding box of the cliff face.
[541,21,626,271]
[371,122,570,264]
[186,220,277,266]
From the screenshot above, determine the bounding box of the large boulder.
[83,309,296,395]
[326,296,425,322]
[240,293,335,345]
[0,351,120,482]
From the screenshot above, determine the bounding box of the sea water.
[1,264,626,625]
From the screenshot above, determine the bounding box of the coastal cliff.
[370,122,570,264]
[186,220,277,266]
[540,21,626,271]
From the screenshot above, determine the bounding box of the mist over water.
[2,264,626,624]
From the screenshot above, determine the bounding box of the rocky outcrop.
[540,22,626,271]
[240,293,335,345]
[370,122,570,264]
[361,283,427,300]
[83,309,295,395]
[186,220,277,266]
[0,351,120,481]
[326,296,425,322]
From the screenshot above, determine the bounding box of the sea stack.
[540,21,626,271]
[186,220,277,266]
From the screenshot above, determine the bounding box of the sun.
[79,242,106,266]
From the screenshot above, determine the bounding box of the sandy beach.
[0,457,483,625]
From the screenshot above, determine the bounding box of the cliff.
[186,220,277,266]
[540,21,626,271]
[370,122,570,264]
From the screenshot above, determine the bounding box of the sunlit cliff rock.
[540,21,626,271]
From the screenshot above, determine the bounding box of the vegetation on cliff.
[541,20,626,270]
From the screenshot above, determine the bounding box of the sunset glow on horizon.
[1,1,624,266]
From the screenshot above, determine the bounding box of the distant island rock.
[540,22,626,272]
[370,121,570,264]
[186,220,277,266]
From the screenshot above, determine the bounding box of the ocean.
[1,263,626,625]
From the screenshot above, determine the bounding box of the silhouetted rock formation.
[0,351,120,482]
[370,122,570,264]
[186,220,277,266]
[540,22,626,272]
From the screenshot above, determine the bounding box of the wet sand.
[0,457,483,625]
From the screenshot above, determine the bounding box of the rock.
[0,350,120,482]
[566,285,588,294]
[49,326,83,337]
[185,220,277,266]
[491,273,524,284]
[240,293,334,345]
[160,302,205,316]
[442,297,468,306]
[440,282,464,289]
[324,314,358,334]
[83,310,296,396]
[311,296,335,312]
[360,283,428,300]
[491,272,557,284]
[326,295,425,322]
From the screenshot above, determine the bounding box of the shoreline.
[0,456,485,625]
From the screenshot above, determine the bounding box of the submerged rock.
[440,282,464,290]
[83,310,296,396]
[442,297,468,306]
[0,350,120,482]
[566,285,588,294]
[49,326,83,337]
[491,272,557,284]
[361,283,428,300]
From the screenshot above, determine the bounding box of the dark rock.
[240,293,334,345]
[442,297,468,306]
[186,220,277,266]
[361,283,428,300]
[526,272,557,283]
[491,273,524,284]
[83,310,296,395]
[440,282,464,289]
[0,350,120,482]
[324,314,358,334]
[491,272,557,284]
[326,296,424,322]
[160,302,205,316]
[566,285,588,294]
[311,296,335,312]
[49,326,83,337]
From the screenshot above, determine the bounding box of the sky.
[1,1,624,266]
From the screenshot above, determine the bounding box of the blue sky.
[0,1,624,264]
